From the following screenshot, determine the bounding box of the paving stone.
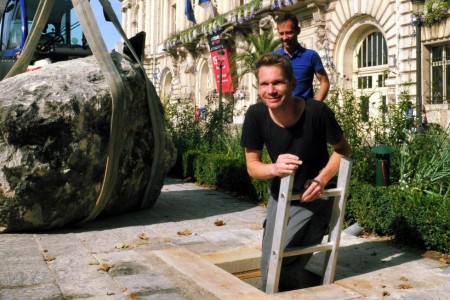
[171,234,209,246]
[199,229,243,244]
[57,276,121,299]
[0,283,63,300]
[45,254,108,295]
[0,235,42,257]
[228,228,263,241]
[0,266,54,287]
[37,241,91,258]
[113,273,176,292]
[134,291,188,300]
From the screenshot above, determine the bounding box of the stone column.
[138,0,144,33]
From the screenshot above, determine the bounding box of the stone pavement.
[0,177,448,299]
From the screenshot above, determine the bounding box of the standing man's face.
[277,20,300,53]
[257,65,295,111]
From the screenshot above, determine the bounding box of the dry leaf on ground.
[439,257,449,264]
[98,263,114,272]
[214,219,226,226]
[382,291,390,297]
[249,225,262,230]
[125,291,139,299]
[138,233,149,240]
[399,276,408,281]
[44,256,55,262]
[397,284,412,289]
[115,243,132,249]
[177,229,191,236]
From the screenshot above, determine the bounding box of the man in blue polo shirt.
[275,14,330,101]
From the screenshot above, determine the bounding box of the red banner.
[211,48,234,93]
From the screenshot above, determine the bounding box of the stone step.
[154,247,271,299]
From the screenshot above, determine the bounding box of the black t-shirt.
[241,99,343,198]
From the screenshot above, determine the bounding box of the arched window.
[354,31,389,121]
[357,32,388,68]
[162,72,173,101]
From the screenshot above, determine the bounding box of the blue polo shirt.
[274,46,325,98]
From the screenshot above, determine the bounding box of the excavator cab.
[0,0,91,80]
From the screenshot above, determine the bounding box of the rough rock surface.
[0,52,176,232]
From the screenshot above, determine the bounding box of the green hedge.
[193,152,256,197]
[346,181,449,253]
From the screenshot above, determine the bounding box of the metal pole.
[219,62,223,120]
[416,21,423,128]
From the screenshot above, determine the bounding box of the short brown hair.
[254,53,295,83]
[276,13,300,29]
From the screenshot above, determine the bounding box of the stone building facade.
[120,0,450,128]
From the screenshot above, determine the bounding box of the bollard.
[370,144,394,186]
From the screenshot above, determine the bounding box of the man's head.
[254,53,296,109]
[276,14,300,53]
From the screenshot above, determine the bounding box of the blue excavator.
[0,0,165,223]
[0,0,93,80]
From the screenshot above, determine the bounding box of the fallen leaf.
[125,291,139,299]
[107,292,115,295]
[399,276,408,281]
[44,256,55,262]
[397,284,412,289]
[42,248,48,253]
[249,225,262,230]
[138,233,149,240]
[120,287,128,292]
[439,257,449,264]
[214,219,226,226]
[115,243,131,249]
[177,229,191,236]
[382,291,390,297]
[98,263,114,272]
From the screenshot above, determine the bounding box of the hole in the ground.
[202,247,326,291]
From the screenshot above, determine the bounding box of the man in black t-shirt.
[241,53,350,292]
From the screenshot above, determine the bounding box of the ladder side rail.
[322,158,353,284]
[265,174,294,294]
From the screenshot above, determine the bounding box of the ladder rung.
[283,242,334,257]
[288,188,343,201]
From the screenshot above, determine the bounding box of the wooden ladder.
[265,157,353,294]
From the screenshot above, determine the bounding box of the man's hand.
[271,154,302,177]
[301,179,324,202]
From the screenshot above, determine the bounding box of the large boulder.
[0,52,176,232]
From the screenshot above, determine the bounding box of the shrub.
[192,153,258,198]
[346,181,449,253]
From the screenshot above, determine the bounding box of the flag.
[199,0,217,17]
[185,0,196,24]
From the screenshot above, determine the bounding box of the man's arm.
[301,136,351,201]
[244,149,301,180]
[315,68,330,101]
